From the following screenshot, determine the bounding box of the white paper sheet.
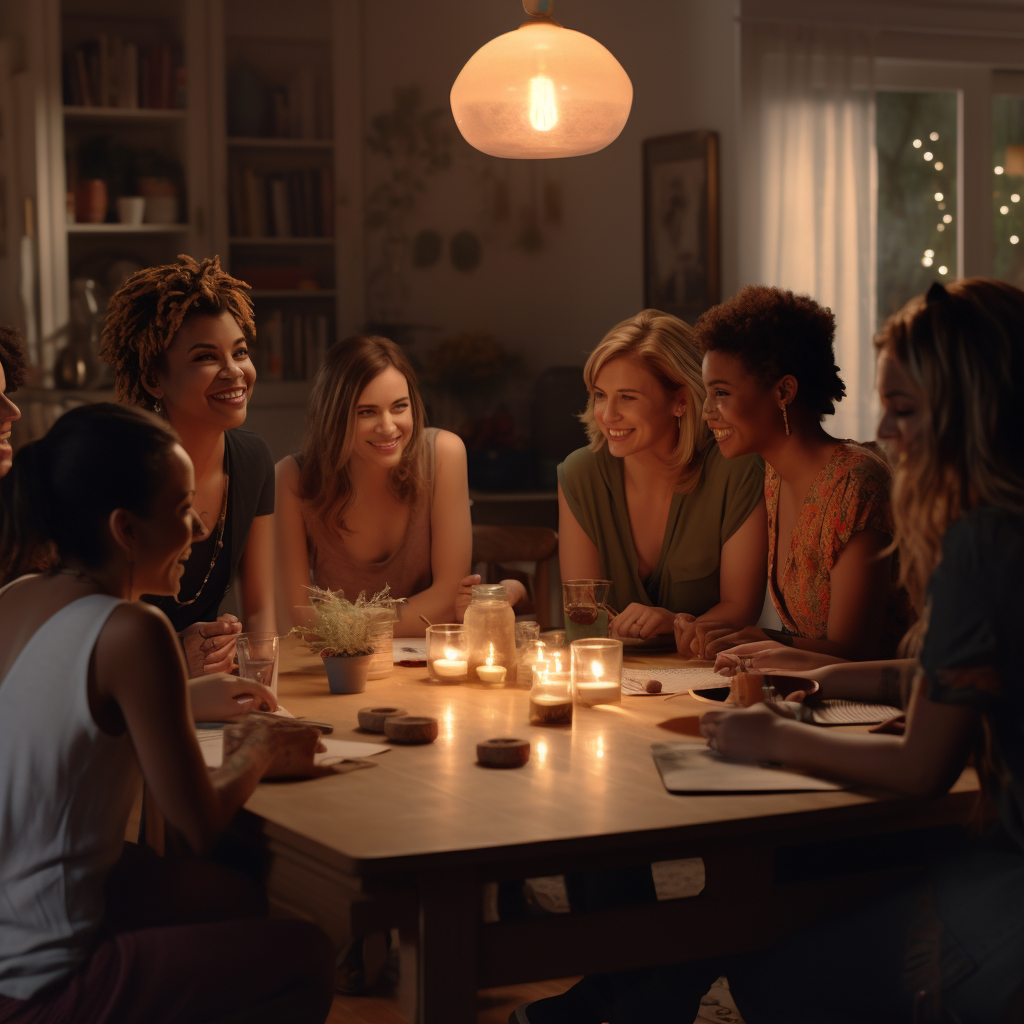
[196,730,390,769]
[393,637,427,662]
[652,742,847,793]
[622,665,725,695]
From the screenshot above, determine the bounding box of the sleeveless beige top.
[298,427,437,600]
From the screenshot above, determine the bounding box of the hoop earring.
[781,404,790,437]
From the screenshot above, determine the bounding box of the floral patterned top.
[766,442,911,657]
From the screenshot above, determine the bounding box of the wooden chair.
[471,525,558,629]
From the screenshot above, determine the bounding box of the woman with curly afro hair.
[684,284,911,661]
[100,255,275,677]
[0,324,27,479]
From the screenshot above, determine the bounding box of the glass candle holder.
[515,621,541,647]
[366,620,395,681]
[571,637,623,707]
[515,639,547,690]
[464,584,516,685]
[529,667,573,726]
[426,624,468,683]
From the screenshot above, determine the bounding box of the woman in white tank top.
[0,404,333,1024]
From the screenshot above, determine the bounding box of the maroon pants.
[0,844,334,1024]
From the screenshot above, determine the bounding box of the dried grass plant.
[291,585,399,658]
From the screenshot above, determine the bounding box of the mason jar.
[464,584,516,685]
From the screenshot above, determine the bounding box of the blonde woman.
[276,335,471,636]
[558,309,767,641]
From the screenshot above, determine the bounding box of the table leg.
[399,869,479,1024]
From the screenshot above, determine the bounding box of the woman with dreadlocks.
[100,255,274,677]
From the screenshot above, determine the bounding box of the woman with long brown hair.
[100,255,274,678]
[275,334,471,635]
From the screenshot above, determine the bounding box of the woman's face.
[0,363,22,478]
[130,443,200,597]
[591,355,685,461]
[150,311,255,431]
[876,350,926,461]
[701,350,782,458]
[348,365,414,470]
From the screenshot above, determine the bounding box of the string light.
[929,132,939,141]
[1001,205,1010,214]
[996,166,1005,175]
[922,257,933,267]
[1012,235,1020,245]
[924,151,934,161]
[913,139,922,148]
[943,214,952,224]
[934,192,944,201]
[925,249,935,257]
[938,266,949,275]
[1013,194,1021,203]
[937,224,945,232]
[935,161,944,170]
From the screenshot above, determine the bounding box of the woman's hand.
[455,575,528,623]
[188,673,278,722]
[690,625,770,659]
[714,643,844,677]
[179,614,242,676]
[609,604,675,639]
[700,704,789,762]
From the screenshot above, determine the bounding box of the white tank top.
[0,590,140,1000]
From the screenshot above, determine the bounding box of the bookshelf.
[10,0,362,456]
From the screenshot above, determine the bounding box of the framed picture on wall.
[643,131,720,323]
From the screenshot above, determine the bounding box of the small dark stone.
[645,679,663,694]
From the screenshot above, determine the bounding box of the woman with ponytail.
[0,403,333,1024]
[100,255,274,677]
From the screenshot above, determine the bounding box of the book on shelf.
[256,310,329,381]
[63,36,184,110]
[229,165,333,239]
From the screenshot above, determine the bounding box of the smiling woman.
[557,309,767,643]
[275,335,471,637]
[99,256,276,676]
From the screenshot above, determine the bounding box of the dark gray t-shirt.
[921,505,1024,852]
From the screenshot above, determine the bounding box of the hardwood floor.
[326,976,744,1023]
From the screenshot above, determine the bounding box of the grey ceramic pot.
[322,653,373,695]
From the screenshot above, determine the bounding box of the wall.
[360,0,740,372]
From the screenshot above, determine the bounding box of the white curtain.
[740,25,878,443]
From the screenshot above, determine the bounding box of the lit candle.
[571,640,623,707]
[476,643,507,684]
[433,646,468,681]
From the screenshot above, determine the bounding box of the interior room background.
[1,0,1023,482]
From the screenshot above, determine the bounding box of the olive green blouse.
[557,443,765,615]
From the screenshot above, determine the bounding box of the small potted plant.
[291,585,398,694]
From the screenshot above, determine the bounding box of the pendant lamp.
[450,0,633,160]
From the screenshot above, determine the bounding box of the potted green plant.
[291,586,399,694]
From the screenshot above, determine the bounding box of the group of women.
[0,251,1020,1024]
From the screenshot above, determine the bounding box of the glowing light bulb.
[937,224,945,232]
[934,192,944,201]
[528,75,558,131]
[913,139,922,148]
[996,166,1005,175]
[929,131,939,141]
[1001,205,1010,214]
[1011,235,1020,245]
[924,152,934,161]
[943,214,952,223]
[925,249,935,257]
[938,266,948,275]
[1013,194,1021,203]
[935,161,944,170]
[922,257,933,267]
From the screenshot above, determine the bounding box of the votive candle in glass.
[475,642,508,685]
[571,637,623,707]
[427,624,468,683]
[515,639,548,690]
[529,667,573,726]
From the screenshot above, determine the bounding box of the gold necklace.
[174,472,230,607]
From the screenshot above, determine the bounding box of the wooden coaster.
[383,715,438,744]
[477,737,530,768]
[357,706,408,733]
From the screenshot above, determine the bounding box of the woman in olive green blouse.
[558,309,767,643]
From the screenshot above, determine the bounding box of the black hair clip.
[926,281,950,305]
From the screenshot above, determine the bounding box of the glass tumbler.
[562,579,612,643]
[237,632,280,699]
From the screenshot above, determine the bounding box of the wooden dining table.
[240,638,977,1024]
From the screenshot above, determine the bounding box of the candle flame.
[444,647,457,661]
[554,653,563,673]
[486,642,495,668]
[591,659,603,680]
[529,75,558,132]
